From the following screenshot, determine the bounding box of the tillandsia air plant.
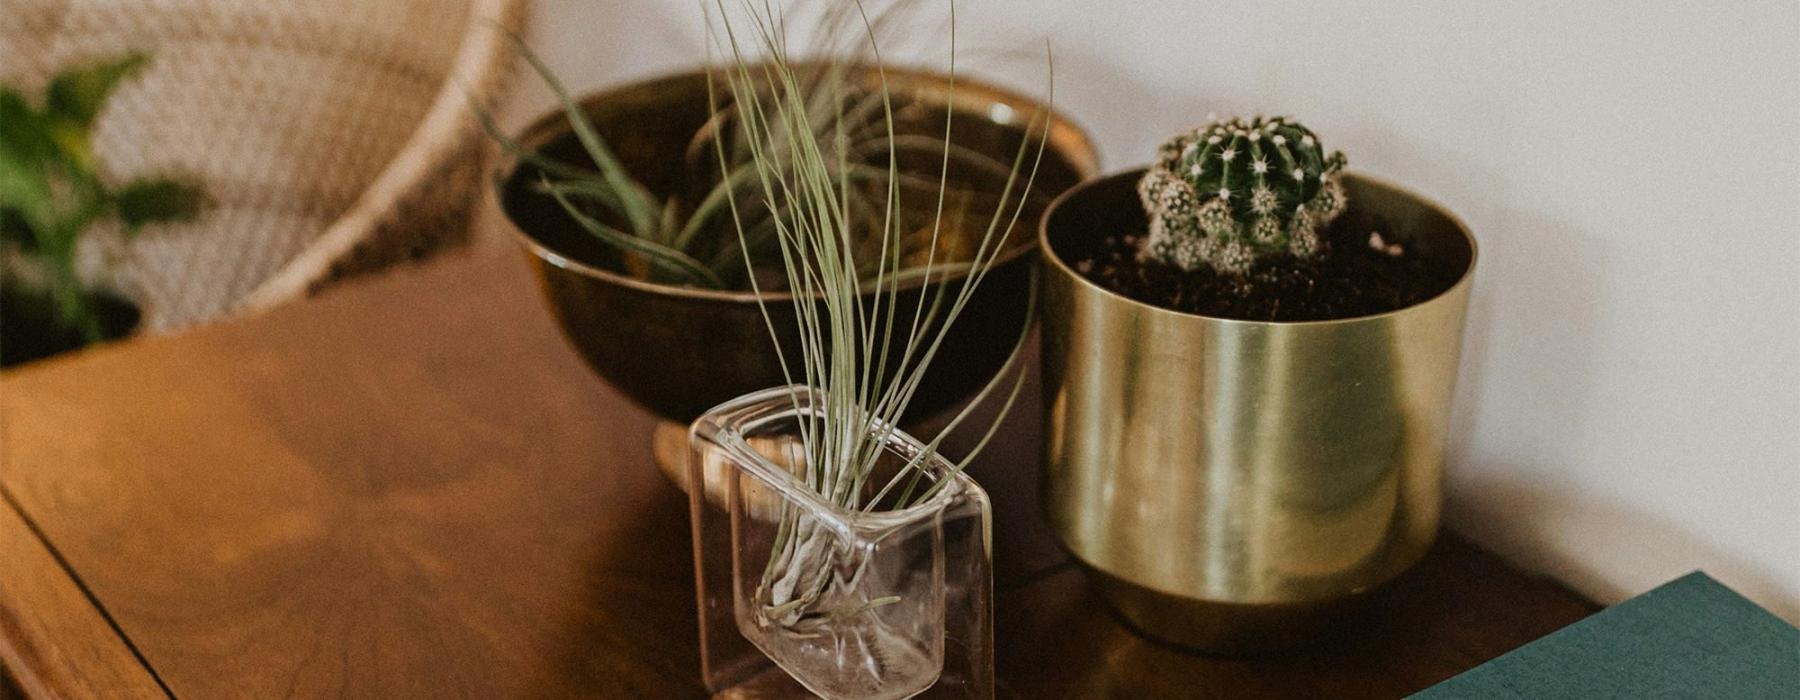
[476,1,1043,291]
[0,53,204,342]
[1138,114,1347,275]
[708,0,1044,678]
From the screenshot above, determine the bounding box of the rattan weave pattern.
[2,0,524,331]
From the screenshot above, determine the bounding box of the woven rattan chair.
[2,0,525,332]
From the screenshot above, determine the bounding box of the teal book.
[1415,572,1799,699]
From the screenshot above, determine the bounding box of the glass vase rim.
[691,385,977,533]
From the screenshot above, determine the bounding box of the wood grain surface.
[0,249,1597,698]
[0,501,165,699]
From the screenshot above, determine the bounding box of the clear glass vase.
[688,386,994,699]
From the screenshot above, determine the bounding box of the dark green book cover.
[1415,572,1799,699]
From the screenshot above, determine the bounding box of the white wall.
[505,0,1800,621]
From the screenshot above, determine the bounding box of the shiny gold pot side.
[1038,170,1477,652]
[496,67,1099,424]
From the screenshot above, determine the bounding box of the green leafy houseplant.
[477,3,1041,292]
[1,53,203,358]
[683,1,1047,696]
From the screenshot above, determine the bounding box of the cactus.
[1137,115,1347,275]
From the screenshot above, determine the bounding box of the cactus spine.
[1138,115,1348,275]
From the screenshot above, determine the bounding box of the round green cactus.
[1137,115,1348,274]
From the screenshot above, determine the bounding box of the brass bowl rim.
[496,64,1101,306]
[1038,167,1480,326]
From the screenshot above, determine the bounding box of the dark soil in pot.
[1068,208,1462,322]
[1,285,140,368]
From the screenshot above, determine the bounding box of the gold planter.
[1038,170,1477,652]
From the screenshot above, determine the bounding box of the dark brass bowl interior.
[500,67,1098,423]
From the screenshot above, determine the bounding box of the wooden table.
[0,249,1597,699]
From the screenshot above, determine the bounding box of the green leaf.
[39,53,150,173]
[529,177,622,214]
[676,164,763,250]
[659,196,681,243]
[0,89,52,190]
[469,95,606,182]
[114,177,204,232]
[44,118,96,172]
[541,177,723,288]
[497,27,661,237]
[0,89,57,217]
[46,53,148,127]
[0,89,52,164]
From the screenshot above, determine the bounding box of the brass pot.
[1038,170,1477,652]
[497,67,1098,424]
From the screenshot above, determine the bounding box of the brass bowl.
[1038,170,1477,652]
[498,67,1098,424]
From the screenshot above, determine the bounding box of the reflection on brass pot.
[497,67,1098,424]
[1038,170,1477,652]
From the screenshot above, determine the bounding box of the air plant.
[1138,114,1347,275]
[709,0,1045,641]
[0,53,204,342]
[476,3,1042,291]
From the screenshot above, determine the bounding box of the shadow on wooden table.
[993,532,1596,699]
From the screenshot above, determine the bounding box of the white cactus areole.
[1137,115,1349,275]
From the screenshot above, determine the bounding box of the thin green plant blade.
[541,177,724,288]
[497,26,661,237]
[469,97,607,184]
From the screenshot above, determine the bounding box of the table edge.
[0,489,167,699]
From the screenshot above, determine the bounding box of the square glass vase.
[688,386,994,700]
